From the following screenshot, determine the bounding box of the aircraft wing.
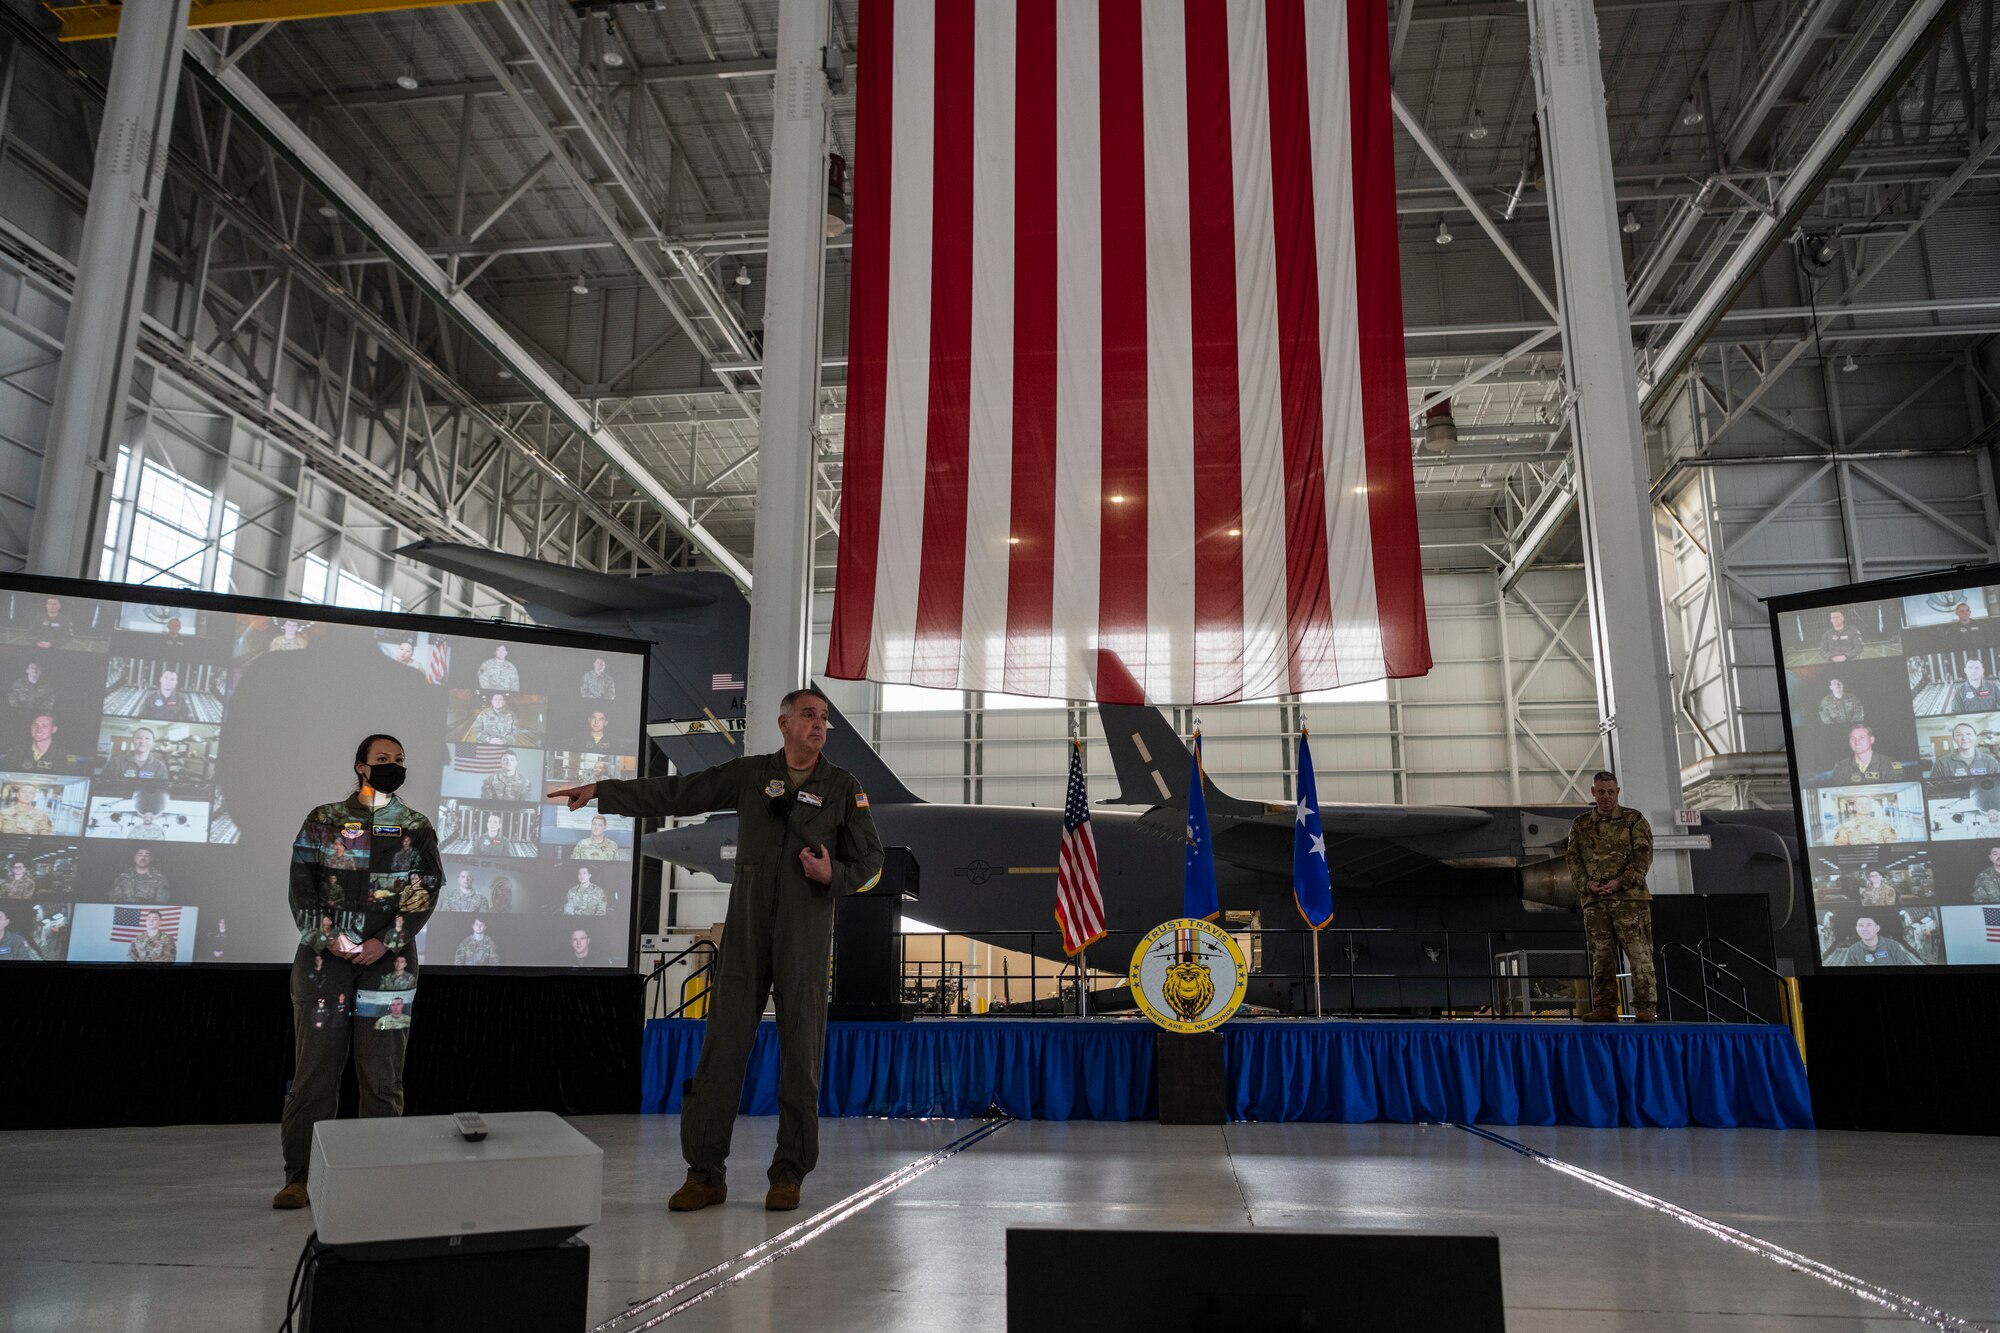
[397,540,713,616]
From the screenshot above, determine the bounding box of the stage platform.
[642,1017,1814,1130]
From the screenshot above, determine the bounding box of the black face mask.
[364,763,407,794]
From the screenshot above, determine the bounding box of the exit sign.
[1675,810,1702,826]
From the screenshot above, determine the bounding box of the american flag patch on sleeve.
[854,792,869,809]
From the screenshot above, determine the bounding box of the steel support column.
[1529,0,1689,891]
[28,1,187,575]
[743,0,831,753]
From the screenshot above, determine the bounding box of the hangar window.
[1297,680,1388,704]
[97,447,240,592]
[298,552,402,613]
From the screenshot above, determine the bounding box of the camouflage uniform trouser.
[1581,898,1656,1014]
[281,947,410,1184]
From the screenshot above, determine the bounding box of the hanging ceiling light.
[571,274,590,295]
[1680,95,1704,126]
[1898,84,1924,119]
[1435,218,1453,245]
[734,263,752,287]
[395,61,419,91]
[1841,353,1859,373]
[316,203,339,220]
[1467,108,1488,141]
[1621,209,1641,234]
[599,17,626,67]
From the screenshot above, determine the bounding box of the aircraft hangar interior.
[0,0,1997,1330]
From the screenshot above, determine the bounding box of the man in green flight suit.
[549,686,883,1215]
[1565,770,1657,1022]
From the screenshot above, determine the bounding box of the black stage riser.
[1800,972,1999,1136]
[1,968,641,1130]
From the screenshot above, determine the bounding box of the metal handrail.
[1657,942,1713,1023]
[1698,936,1791,1029]
[645,938,716,1020]
[1670,938,1759,1024]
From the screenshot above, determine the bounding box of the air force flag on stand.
[1293,731,1333,928]
[1184,733,1220,922]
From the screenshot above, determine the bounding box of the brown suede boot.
[1580,1008,1618,1023]
[668,1173,727,1212]
[272,1182,310,1210]
[765,1178,801,1212]
[1634,1007,1658,1023]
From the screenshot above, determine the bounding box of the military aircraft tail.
[1093,670,1265,819]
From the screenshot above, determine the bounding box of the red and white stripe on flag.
[1054,740,1106,955]
[828,0,1429,707]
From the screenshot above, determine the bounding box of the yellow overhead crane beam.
[48,0,492,43]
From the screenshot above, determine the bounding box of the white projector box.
[309,1112,602,1259]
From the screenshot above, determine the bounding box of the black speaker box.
[1007,1226,1505,1331]
[299,1237,589,1333]
[1155,1030,1226,1124]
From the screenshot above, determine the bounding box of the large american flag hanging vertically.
[828,0,1429,706]
[1054,738,1107,955]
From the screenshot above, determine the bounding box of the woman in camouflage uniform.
[273,733,442,1211]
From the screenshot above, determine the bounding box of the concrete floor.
[0,1116,1994,1331]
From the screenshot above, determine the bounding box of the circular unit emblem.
[1129,917,1248,1034]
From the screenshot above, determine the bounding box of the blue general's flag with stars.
[1184,732,1219,921]
[1293,730,1333,928]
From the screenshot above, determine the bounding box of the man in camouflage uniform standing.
[1565,770,1657,1022]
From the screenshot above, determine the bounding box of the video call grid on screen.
[0,573,647,974]
[1771,569,2000,971]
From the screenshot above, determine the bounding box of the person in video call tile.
[1831,796,1898,845]
[382,911,411,950]
[1829,724,1913,784]
[579,657,616,701]
[578,753,614,782]
[32,904,66,959]
[269,620,309,652]
[376,995,412,1030]
[1970,847,2000,902]
[138,669,190,722]
[110,846,171,903]
[1818,678,1864,725]
[391,639,421,672]
[1902,908,1943,963]
[1829,912,1922,966]
[1820,609,1867,661]
[0,783,52,835]
[1945,602,1983,635]
[569,928,591,964]
[1934,722,2000,777]
[3,859,36,899]
[203,915,227,961]
[1946,656,2000,712]
[378,954,417,991]
[454,917,499,966]
[481,750,531,801]
[126,909,177,963]
[30,597,70,650]
[1857,868,1899,906]
[477,643,520,693]
[8,660,54,714]
[114,726,172,780]
[473,810,512,853]
[488,874,514,912]
[389,834,419,872]
[581,708,612,750]
[0,906,39,960]
[570,813,620,860]
[9,713,76,772]
[472,692,517,744]
[562,865,608,916]
[440,867,483,912]
[123,801,174,840]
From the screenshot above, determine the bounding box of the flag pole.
[1078,944,1089,1018]
[1303,718,1323,1019]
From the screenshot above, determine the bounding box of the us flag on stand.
[1055,738,1106,956]
[828,0,1429,706]
[451,744,510,774]
[109,906,182,943]
[426,635,451,685]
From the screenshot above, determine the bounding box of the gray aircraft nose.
[641,816,740,883]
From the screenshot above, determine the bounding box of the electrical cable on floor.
[276,1231,322,1333]
[1456,1123,1994,1332]
[593,1117,1014,1332]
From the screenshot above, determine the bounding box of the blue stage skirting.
[641,1018,1813,1130]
